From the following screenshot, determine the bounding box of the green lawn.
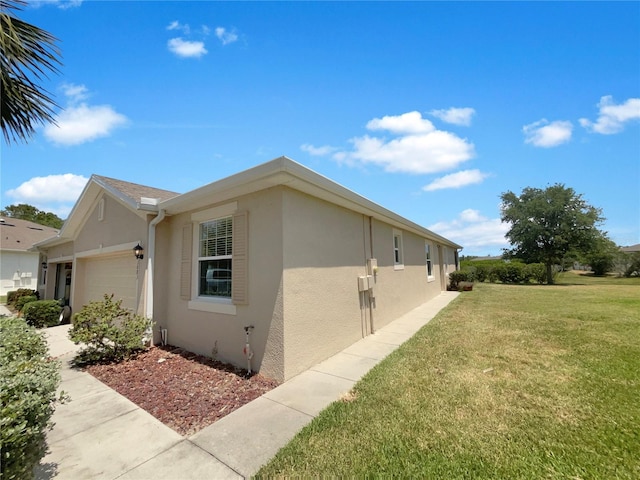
[257,273,640,478]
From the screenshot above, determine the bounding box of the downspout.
[146,209,166,323]
[368,216,375,334]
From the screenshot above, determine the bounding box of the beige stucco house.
[36,157,461,382]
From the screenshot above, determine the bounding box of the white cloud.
[301,144,337,156]
[332,111,475,174]
[429,209,510,254]
[61,83,89,103]
[33,0,83,9]
[167,37,207,58]
[167,21,190,35]
[423,169,489,191]
[429,107,476,126]
[5,174,88,218]
[522,119,573,147]
[45,103,128,146]
[215,27,238,45]
[366,111,435,134]
[579,96,640,134]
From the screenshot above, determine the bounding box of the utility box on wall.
[367,258,378,276]
[357,275,374,292]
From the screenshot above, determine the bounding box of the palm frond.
[0,0,62,144]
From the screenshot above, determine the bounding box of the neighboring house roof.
[0,217,59,252]
[621,244,640,253]
[468,255,503,261]
[36,157,463,250]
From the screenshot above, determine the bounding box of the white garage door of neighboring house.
[80,253,138,312]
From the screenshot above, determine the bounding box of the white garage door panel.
[82,254,138,312]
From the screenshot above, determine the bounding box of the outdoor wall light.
[133,243,144,260]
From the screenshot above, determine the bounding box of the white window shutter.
[180,224,192,300]
[232,211,248,305]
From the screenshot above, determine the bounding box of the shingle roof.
[621,243,640,253]
[93,175,180,203]
[0,217,59,251]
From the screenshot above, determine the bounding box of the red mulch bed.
[85,346,279,436]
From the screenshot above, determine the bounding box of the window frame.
[425,241,435,281]
[393,229,404,270]
[188,202,238,315]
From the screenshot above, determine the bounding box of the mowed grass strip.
[257,273,640,479]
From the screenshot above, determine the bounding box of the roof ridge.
[91,174,181,203]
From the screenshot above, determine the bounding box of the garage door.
[80,253,138,312]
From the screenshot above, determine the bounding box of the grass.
[257,272,640,478]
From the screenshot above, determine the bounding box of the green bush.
[457,260,551,285]
[0,317,61,480]
[524,263,547,284]
[15,295,38,313]
[448,270,472,291]
[6,289,38,307]
[23,301,62,329]
[494,263,526,284]
[473,264,490,283]
[69,294,153,365]
[624,252,640,277]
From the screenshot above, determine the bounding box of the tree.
[500,184,605,284]
[1,203,64,228]
[583,235,618,276]
[1,0,61,144]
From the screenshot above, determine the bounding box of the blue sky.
[2,1,639,256]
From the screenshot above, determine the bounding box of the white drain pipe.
[146,209,166,343]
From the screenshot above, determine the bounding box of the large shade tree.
[1,203,64,228]
[1,0,61,144]
[500,184,605,284]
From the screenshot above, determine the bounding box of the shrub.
[0,317,61,480]
[7,289,38,307]
[15,295,38,313]
[524,263,547,284]
[474,264,490,283]
[69,294,153,365]
[23,301,62,329]
[448,270,472,291]
[624,252,640,277]
[494,263,526,284]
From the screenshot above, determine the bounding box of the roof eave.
[160,156,463,249]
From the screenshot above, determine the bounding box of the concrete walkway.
[35,292,459,479]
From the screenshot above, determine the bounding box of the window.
[198,216,232,298]
[186,202,246,315]
[426,242,434,280]
[393,230,404,270]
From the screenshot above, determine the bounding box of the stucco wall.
[281,188,369,380]
[280,189,444,380]
[368,218,443,330]
[74,195,148,253]
[155,187,286,381]
[43,195,150,315]
[154,185,456,382]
